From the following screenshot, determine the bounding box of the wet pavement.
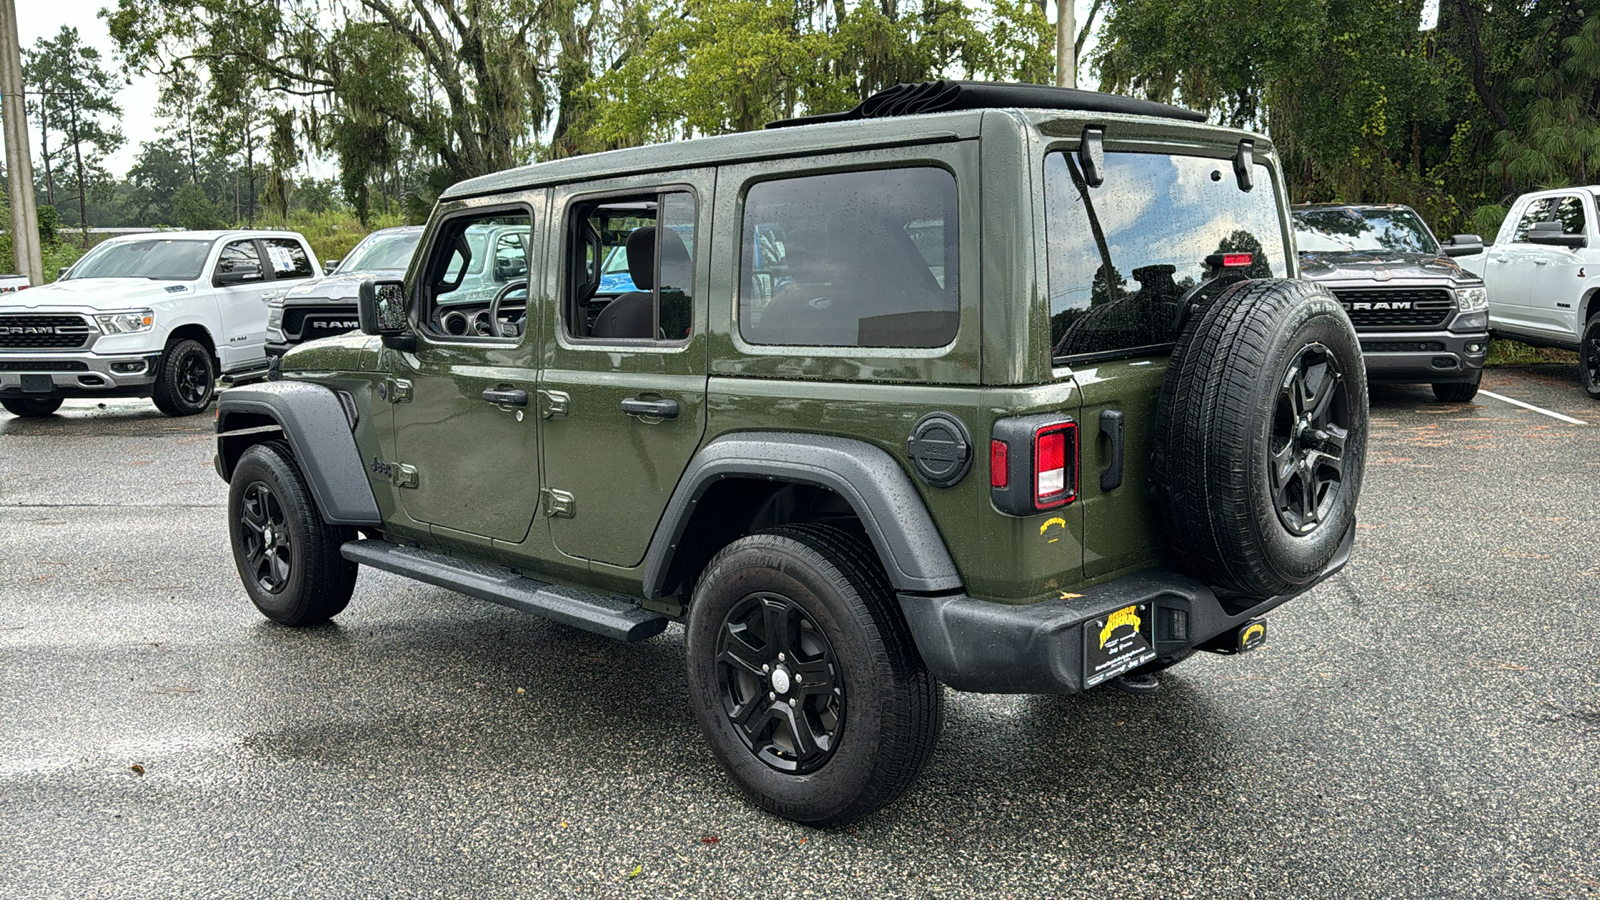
[2,368,1597,899]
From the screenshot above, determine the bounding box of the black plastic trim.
[641,432,963,598]
[214,381,382,525]
[901,524,1354,694]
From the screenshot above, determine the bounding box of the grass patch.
[1485,339,1577,366]
[253,209,408,265]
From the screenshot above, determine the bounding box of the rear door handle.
[482,388,529,407]
[1099,409,1125,492]
[621,397,679,419]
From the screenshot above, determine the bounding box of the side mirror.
[323,259,341,275]
[358,277,409,337]
[1527,220,1588,249]
[1442,234,1484,257]
[215,261,263,287]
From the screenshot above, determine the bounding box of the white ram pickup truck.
[1460,186,1600,397]
[0,230,320,417]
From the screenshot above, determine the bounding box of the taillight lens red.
[1222,252,1253,267]
[990,440,1009,488]
[1034,424,1074,507]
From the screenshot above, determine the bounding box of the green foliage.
[173,182,224,230]
[1094,0,1600,234]
[280,209,406,264]
[24,26,126,230]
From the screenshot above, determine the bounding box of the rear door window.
[739,167,958,348]
[261,238,315,280]
[1045,151,1287,360]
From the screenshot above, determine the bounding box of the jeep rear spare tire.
[1154,278,1367,598]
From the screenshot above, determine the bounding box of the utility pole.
[1056,0,1076,89]
[0,0,42,284]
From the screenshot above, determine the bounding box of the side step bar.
[340,540,669,642]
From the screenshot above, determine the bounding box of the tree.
[106,0,562,184]
[24,27,126,234]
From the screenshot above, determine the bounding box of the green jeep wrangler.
[214,81,1367,827]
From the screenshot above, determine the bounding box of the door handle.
[1534,260,1549,266]
[621,397,679,419]
[482,388,529,407]
[1099,409,1125,492]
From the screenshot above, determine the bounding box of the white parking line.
[1479,390,1588,425]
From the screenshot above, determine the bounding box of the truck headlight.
[1456,286,1488,312]
[96,309,155,334]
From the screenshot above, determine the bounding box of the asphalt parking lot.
[2,364,1597,899]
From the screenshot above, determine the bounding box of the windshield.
[1292,207,1438,255]
[66,239,212,281]
[337,230,421,274]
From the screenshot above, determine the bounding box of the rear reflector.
[990,440,1009,489]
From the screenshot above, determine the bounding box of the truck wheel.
[684,523,943,827]
[1581,314,1600,400]
[1,397,63,417]
[151,339,216,416]
[228,441,358,626]
[1154,279,1368,598]
[1432,373,1481,403]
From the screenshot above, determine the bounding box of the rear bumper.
[900,526,1353,694]
[1359,330,1487,384]
[0,352,161,399]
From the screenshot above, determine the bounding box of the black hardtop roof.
[441,81,1238,203]
[767,80,1205,128]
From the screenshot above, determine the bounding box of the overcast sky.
[18,0,1109,180]
[17,0,159,174]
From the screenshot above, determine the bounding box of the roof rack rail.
[766,80,1207,129]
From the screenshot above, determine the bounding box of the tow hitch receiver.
[1202,616,1268,655]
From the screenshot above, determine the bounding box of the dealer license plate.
[1084,603,1156,687]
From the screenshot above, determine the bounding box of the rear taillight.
[1033,424,1073,507]
[990,416,1078,515]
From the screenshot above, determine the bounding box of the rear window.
[1046,151,1288,361]
[739,167,959,348]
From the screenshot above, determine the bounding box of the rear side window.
[1046,151,1287,360]
[739,167,958,348]
[262,238,314,279]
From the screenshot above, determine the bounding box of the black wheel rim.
[238,480,293,593]
[1270,343,1351,535]
[1585,324,1600,390]
[178,351,211,406]
[714,592,844,774]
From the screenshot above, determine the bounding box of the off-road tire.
[151,338,217,416]
[228,441,358,626]
[1,397,63,417]
[1581,314,1600,400]
[1154,278,1367,598]
[685,523,943,828]
[1432,373,1481,403]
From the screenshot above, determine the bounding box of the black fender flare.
[213,381,381,526]
[641,432,963,599]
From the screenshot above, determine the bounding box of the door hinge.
[539,389,570,419]
[379,377,413,403]
[541,487,575,518]
[393,463,419,489]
